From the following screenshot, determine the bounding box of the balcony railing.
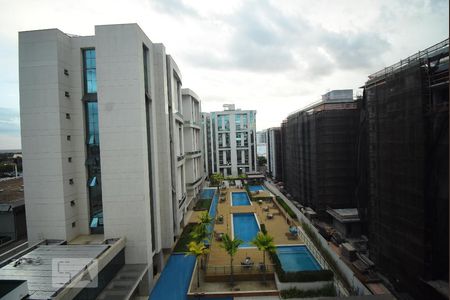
[206,263,275,276]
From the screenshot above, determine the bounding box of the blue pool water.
[232,192,251,206]
[200,188,216,200]
[149,254,196,300]
[233,213,260,247]
[277,245,321,272]
[206,191,219,239]
[248,185,265,192]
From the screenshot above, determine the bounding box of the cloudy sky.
[0,0,448,149]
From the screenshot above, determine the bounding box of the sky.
[0,0,448,150]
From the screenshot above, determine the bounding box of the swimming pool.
[149,254,196,300]
[248,185,265,192]
[231,192,251,206]
[232,213,260,247]
[200,188,216,200]
[277,245,321,272]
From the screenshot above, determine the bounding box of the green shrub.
[280,284,336,298]
[194,198,212,211]
[173,223,196,253]
[275,196,297,219]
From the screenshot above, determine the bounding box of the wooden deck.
[197,187,302,279]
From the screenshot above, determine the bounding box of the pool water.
[200,188,216,200]
[206,191,219,239]
[149,254,196,300]
[248,185,265,192]
[277,245,321,272]
[232,192,251,206]
[233,213,260,247]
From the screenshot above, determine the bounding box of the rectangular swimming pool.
[200,188,216,200]
[232,213,260,247]
[231,192,251,206]
[277,245,321,272]
[248,185,265,192]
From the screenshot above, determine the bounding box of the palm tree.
[220,233,243,286]
[191,211,213,244]
[251,232,276,284]
[186,241,209,288]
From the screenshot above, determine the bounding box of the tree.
[251,232,276,284]
[220,233,243,286]
[210,172,224,186]
[257,156,267,167]
[186,241,209,288]
[191,211,213,244]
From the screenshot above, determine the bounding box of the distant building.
[362,39,449,299]
[19,24,204,296]
[266,127,282,181]
[281,90,360,217]
[0,178,26,243]
[256,130,267,158]
[204,105,257,177]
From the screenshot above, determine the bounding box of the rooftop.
[0,177,24,205]
[327,208,360,223]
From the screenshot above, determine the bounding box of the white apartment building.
[266,127,282,180]
[205,105,257,177]
[182,89,205,207]
[19,24,200,292]
[256,130,267,157]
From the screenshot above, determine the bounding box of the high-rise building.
[362,39,449,299]
[19,24,204,293]
[204,105,257,177]
[281,90,360,216]
[266,127,282,181]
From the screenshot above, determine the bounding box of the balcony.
[185,150,201,158]
[178,193,187,209]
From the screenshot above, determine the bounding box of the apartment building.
[266,127,282,181]
[18,24,201,294]
[201,112,214,176]
[361,39,449,299]
[205,105,257,177]
[281,90,360,217]
[256,130,267,157]
[182,89,204,209]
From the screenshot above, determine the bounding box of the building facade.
[266,127,282,181]
[362,39,449,299]
[256,130,267,158]
[19,24,203,291]
[182,89,205,209]
[205,105,257,177]
[281,90,360,216]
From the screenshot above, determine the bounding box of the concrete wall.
[95,24,161,267]
[274,273,333,292]
[19,29,92,242]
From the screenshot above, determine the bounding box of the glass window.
[83,49,97,94]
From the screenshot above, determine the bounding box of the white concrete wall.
[153,44,175,249]
[95,24,160,267]
[19,29,92,242]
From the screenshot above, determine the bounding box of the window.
[86,102,99,145]
[218,115,229,131]
[143,45,149,94]
[67,135,71,141]
[69,178,74,185]
[66,113,71,119]
[83,49,97,94]
[68,157,72,163]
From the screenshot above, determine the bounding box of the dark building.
[363,39,449,299]
[0,178,26,245]
[281,90,361,217]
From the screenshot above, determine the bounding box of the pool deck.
[193,187,302,279]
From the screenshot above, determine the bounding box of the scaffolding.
[363,38,449,299]
[281,100,361,216]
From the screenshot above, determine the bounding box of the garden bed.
[173,223,197,253]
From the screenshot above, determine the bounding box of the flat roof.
[327,208,360,223]
[0,178,24,205]
[0,244,108,299]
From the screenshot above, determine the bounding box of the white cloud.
[0,0,448,149]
